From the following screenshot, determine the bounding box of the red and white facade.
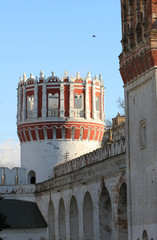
[17,70,105,183]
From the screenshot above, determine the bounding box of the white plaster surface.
[21,139,101,183]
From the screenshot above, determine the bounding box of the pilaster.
[34,83,38,118]
[42,83,47,118]
[22,85,26,121]
[18,86,22,122]
[92,83,96,119]
[85,82,90,119]
[69,83,74,118]
[59,83,65,118]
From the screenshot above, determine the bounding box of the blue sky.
[0,0,123,145]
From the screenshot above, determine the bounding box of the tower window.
[139,120,146,149]
[27,95,34,119]
[27,170,36,184]
[48,93,59,117]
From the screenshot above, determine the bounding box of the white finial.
[64,69,68,78]
[87,71,91,78]
[95,75,98,80]
[52,71,55,77]
[99,74,102,81]
[39,70,45,79]
[76,72,80,79]
[61,75,63,81]
[20,76,23,82]
[30,73,35,79]
[23,72,27,81]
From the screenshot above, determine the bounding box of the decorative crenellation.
[17,70,105,125]
[18,70,103,86]
[53,139,126,177]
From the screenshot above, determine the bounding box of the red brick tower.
[120,1,157,239]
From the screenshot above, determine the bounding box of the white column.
[92,83,96,119]
[101,85,104,121]
[42,83,47,118]
[18,86,22,122]
[85,82,90,119]
[34,83,38,118]
[69,83,74,118]
[59,83,65,117]
[22,85,26,121]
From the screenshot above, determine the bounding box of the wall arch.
[69,196,79,240]
[118,183,128,240]
[27,170,36,184]
[48,200,55,240]
[58,198,66,240]
[142,230,148,240]
[99,187,112,240]
[83,192,93,240]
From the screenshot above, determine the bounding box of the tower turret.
[120,1,157,239]
[17,71,105,183]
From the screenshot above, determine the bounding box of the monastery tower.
[17,70,104,183]
[120,0,157,239]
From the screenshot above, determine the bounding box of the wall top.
[18,70,104,87]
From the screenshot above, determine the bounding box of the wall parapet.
[53,139,126,177]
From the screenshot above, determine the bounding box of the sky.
[0,0,123,166]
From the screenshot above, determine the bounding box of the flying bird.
[92,35,96,37]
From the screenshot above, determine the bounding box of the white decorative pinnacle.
[23,72,27,81]
[95,75,98,80]
[76,72,80,79]
[20,76,23,82]
[64,69,68,78]
[39,70,45,79]
[87,71,91,79]
[30,73,35,79]
[52,71,55,77]
[99,74,102,81]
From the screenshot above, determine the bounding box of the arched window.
[48,93,59,117]
[27,170,36,184]
[74,93,84,117]
[96,96,100,119]
[27,95,34,119]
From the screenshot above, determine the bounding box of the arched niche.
[48,200,55,240]
[69,196,79,240]
[58,198,66,240]
[142,230,148,240]
[118,183,128,240]
[27,170,36,184]
[83,192,93,240]
[99,187,112,240]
